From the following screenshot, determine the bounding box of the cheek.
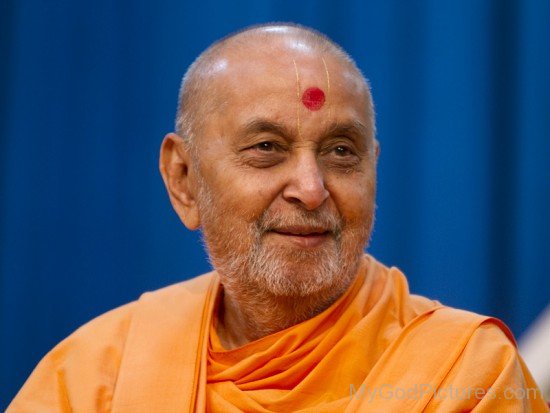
[211,171,283,221]
[329,174,377,223]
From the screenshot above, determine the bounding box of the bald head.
[175,23,375,144]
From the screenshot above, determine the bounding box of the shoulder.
[364,255,518,356]
[427,312,547,410]
[52,272,216,366]
[363,255,517,341]
[8,272,216,412]
[401,297,518,359]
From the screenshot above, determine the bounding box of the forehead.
[207,45,371,129]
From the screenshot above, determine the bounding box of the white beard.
[195,170,372,299]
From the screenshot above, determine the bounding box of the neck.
[215,280,353,350]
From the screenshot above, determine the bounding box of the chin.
[248,248,356,298]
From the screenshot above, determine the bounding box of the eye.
[321,141,362,172]
[239,140,287,169]
[252,141,277,152]
[333,145,354,157]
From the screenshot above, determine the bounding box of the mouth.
[269,226,332,248]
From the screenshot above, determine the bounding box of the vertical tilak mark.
[322,57,331,118]
[292,59,302,138]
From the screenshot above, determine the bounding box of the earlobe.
[159,133,201,230]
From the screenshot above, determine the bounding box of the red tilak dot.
[301,87,326,111]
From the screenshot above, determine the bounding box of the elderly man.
[9,24,548,412]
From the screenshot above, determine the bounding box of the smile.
[270,227,331,248]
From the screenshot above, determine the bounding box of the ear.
[159,133,201,230]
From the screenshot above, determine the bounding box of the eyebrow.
[323,120,372,142]
[239,118,372,142]
[241,119,293,139]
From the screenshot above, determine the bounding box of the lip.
[270,227,331,248]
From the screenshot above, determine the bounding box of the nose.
[282,151,329,210]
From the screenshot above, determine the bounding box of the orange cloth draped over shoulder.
[8,255,549,412]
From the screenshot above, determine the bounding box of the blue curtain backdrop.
[1,0,549,407]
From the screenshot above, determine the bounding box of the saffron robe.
[8,255,549,412]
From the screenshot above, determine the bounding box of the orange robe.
[8,255,549,412]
